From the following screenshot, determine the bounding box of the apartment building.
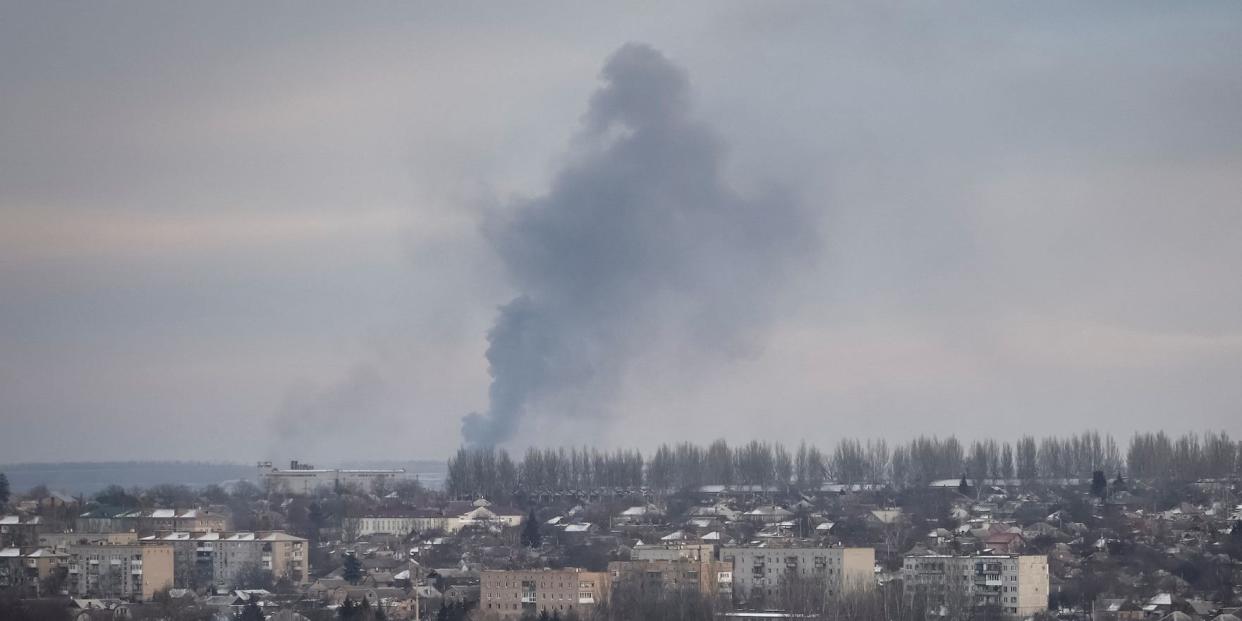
[901,554,1048,618]
[0,515,41,547]
[141,530,308,590]
[66,543,174,601]
[480,568,607,620]
[608,558,734,599]
[39,532,138,553]
[720,545,874,602]
[1,547,69,592]
[630,542,717,562]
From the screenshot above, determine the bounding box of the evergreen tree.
[235,601,264,621]
[1091,470,1108,499]
[343,553,363,585]
[1112,473,1128,492]
[521,508,542,548]
[0,472,9,507]
[958,474,969,495]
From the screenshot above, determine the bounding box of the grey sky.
[2,2,1240,463]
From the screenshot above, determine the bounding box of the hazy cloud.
[2,3,1240,463]
[461,44,816,445]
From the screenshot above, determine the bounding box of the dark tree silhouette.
[235,601,264,621]
[521,508,542,548]
[1091,470,1108,499]
[343,553,364,585]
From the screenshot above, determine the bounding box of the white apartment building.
[140,530,308,589]
[720,546,875,602]
[901,554,1048,618]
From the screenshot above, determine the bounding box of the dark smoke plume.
[462,43,816,445]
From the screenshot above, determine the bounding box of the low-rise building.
[75,507,229,534]
[900,553,1048,618]
[345,510,448,537]
[258,461,407,495]
[480,568,607,620]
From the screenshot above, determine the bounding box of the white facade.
[258,461,407,495]
[720,546,875,601]
[901,554,1048,618]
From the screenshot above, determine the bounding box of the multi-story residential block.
[900,553,1048,617]
[608,558,733,599]
[1,547,69,593]
[480,568,607,619]
[630,542,717,562]
[39,532,139,552]
[140,531,308,590]
[0,515,42,547]
[66,543,174,601]
[720,545,874,602]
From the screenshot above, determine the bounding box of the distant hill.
[0,459,446,496]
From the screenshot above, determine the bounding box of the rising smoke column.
[461,43,816,445]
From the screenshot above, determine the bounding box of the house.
[744,506,793,524]
[1095,598,1146,621]
[617,504,664,524]
[983,531,1026,554]
[455,506,523,531]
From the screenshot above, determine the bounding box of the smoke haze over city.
[3,3,1242,463]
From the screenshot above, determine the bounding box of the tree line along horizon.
[444,430,1241,499]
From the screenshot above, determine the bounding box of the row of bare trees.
[446,431,1241,497]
